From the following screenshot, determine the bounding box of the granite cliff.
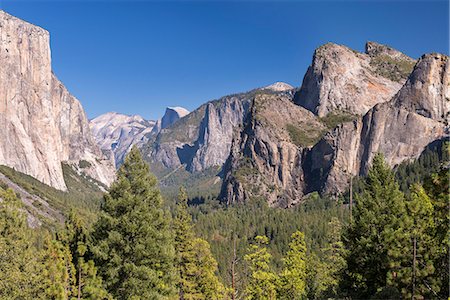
[220,44,448,206]
[294,42,415,117]
[0,10,114,190]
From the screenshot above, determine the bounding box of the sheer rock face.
[221,47,447,207]
[0,10,115,190]
[90,112,156,168]
[294,42,414,117]
[220,92,326,207]
[392,54,449,122]
[309,53,448,195]
[145,93,252,172]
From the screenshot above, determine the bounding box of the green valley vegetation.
[0,146,448,299]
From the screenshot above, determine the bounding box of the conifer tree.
[317,217,346,298]
[61,212,111,299]
[91,146,176,299]
[394,184,438,299]
[190,238,226,299]
[244,235,278,300]
[342,153,408,298]
[0,188,44,299]
[278,231,307,300]
[423,167,449,298]
[41,237,77,299]
[173,187,225,299]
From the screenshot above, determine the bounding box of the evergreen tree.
[317,217,346,299]
[244,235,278,300]
[278,231,307,300]
[189,238,226,299]
[423,166,449,298]
[173,187,225,299]
[91,147,176,299]
[41,236,77,299]
[173,186,196,298]
[342,153,408,298]
[394,184,438,299]
[0,188,44,299]
[61,212,111,299]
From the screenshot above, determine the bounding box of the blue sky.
[0,0,448,120]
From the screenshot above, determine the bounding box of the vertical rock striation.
[0,10,114,190]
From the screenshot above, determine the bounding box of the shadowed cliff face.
[294,42,415,117]
[144,92,253,173]
[0,10,115,190]
[220,92,325,207]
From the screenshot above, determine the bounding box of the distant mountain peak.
[262,82,294,92]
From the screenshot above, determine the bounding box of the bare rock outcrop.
[309,53,448,195]
[0,10,114,190]
[220,92,326,207]
[144,91,254,173]
[294,42,415,117]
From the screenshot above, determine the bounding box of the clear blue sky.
[1,0,448,120]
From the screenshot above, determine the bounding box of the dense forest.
[0,144,448,299]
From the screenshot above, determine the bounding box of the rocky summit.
[293,42,416,117]
[219,43,448,207]
[0,10,114,190]
[90,112,156,167]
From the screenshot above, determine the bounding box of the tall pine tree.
[342,153,408,298]
[0,187,44,299]
[173,186,224,299]
[278,231,307,300]
[91,147,176,299]
[244,235,278,300]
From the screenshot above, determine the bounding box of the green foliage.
[343,153,407,298]
[370,54,416,82]
[193,194,346,292]
[286,123,324,147]
[174,187,225,299]
[79,160,92,169]
[319,111,356,129]
[91,147,176,299]
[423,167,449,298]
[395,141,448,194]
[0,187,45,299]
[278,231,307,300]
[41,236,77,299]
[0,164,105,225]
[60,213,111,299]
[393,184,439,299]
[244,236,278,300]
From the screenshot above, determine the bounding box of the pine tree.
[342,153,408,298]
[41,236,77,299]
[173,186,196,298]
[61,212,111,299]
[278,231,307,300]
[190,238,226,299]
[244,235,278,300]
[423,166,449,298]
[173,187,225,299]
[394,184,438,299]
[91,146,176,299]
[0,188,44,299]
[318,217,346,298]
